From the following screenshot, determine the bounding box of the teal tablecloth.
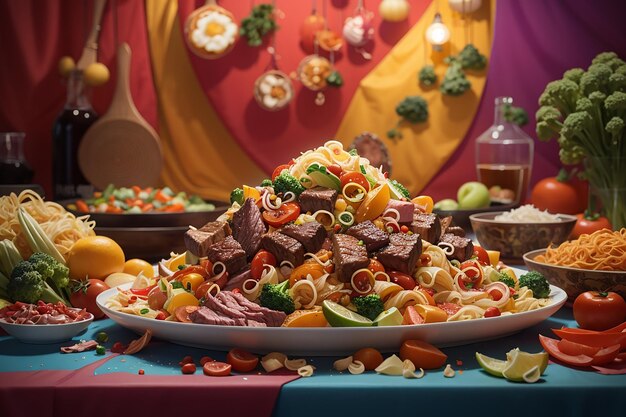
[1,308,625,417]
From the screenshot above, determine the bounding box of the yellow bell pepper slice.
[413,304,448,323]
[356,183,391,223]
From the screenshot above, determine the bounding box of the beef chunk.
[184,221,231,257]
[346,220,390,253]
[232,198,266,258]
[206,236,247,275]
[445,226,466,237]
[376,233,422,275]
[332,234,369,282]
[298,187,338,214]
[279,221,327,254]
[261,233,305,266]
[411,212,442,244]
[190,307,241,326]
[440,233,474,262]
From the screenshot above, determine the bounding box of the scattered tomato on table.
[571,211,611,239]
[573,291,626,331]
[69,278,110,319]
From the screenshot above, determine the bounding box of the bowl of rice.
[469,205,577,262]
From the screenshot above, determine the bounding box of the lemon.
[501,348,548,382]
[84,62,110,86]
[67,236,125,280]
[322,300,373,327]
[475,352,507,377]
[486,250,500,267]
[123,258,154,278]
[522,365,542,383]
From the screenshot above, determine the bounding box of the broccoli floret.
[7,261,67,305]
[389,179,411,199]
[326,71,344,87]
[273,171,306,196]
[230,188,244,205]
[605,91,626,120]
[580,63,612,95]
[456,44,487,70]
[28,252,70,301]
[495,271,515,289]
[592,52,625,71]
[606,116,624,145]
[352,294,384,321]
[440,62,471,96]
[538,79,580,115]
[503,104,529,127]
[609,72,626,92]
[518,271,550,299]
[396,96,429,123]
[563,68,585,83]
[259,280,295,314]
[260,179,273,187]
[418,65,437,87]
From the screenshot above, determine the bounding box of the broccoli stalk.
[352,294,384,321]
[273,171,306,196]
[7,261,69,305]
[259,280,295,314]
[518,271,550,299]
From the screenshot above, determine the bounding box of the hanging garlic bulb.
[379,0,410,22]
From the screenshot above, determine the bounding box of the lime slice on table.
[502,348,549,382]
[475,352,508,377]
[522,365,542,383]
[322,300,373,327]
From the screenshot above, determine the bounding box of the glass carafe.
[0,132,34,185]
[52,70,98,200]
[475,97,534,204]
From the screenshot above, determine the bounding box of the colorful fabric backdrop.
[1,0,625,202]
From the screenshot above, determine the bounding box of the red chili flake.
[333,224,341,232]
[138,369,145,375]
[456,360,463,366]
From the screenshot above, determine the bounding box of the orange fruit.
[67,236,125,280]
[282,309,329,327]
[123,258,154,278]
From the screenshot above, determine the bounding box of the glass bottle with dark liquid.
[52,70,98,200]
[0,132,34,184]
[475,97,534,204]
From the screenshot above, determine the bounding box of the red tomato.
[226,348,259,372]
[340,172,370,192]
[530,173,585,214]
[552,327,626,349]
[368,259,385,275]
[539,334,621,367]
[351,271,374,294]
[437,302,461,316]
[181,363,197,374]
[573,291,626,331]
[488,288,503,301]
[459,260,483,290]
[203,361,232,377]
[272,164,290,181]
[70,279,110,319]
[353,348,384,370]
[387,271,416,290]
[327,164,343,177]
[473,246,489,265]
[195,279,223,299]
[483,307,501,318]
[571,213,612,239]
[250,250,277,280]
[539,334,595,367]
[262,202,301,228]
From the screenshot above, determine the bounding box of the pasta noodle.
[0,190,95,259]
[536,228,626,271]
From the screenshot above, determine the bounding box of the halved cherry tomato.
[203,361,232,376]
[340,172,370,192]
[473,246,490,265]
[262,202,301,228]
[195,280,222,299]
[458,260,483,290]
[353,347,384,370]
[226,348,259,372]
[402,305,425,325]
[251,250,277,280]
[368,259,385,274]
[573,291,626,331]
[181,273,204,292]
[327,164,343,178]
[437,302,461,316]
[272,164,290,181]
[483,307,501,318]
[399,339,447,370]
[388,271,416,290]
[351,270,374,294]
[289,263,326,287]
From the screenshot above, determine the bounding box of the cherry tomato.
[571,213,612,239]
[484,307,501,318]
[69,279,110,319]
[250,250,277,280]
[340,172,370,192]
[458,260,483,290]
[353,347,384,370]
[327,164,343,177]
[181,273,204,292]
[195,280,222,299]
[472,246,489,265]
[573,291,626,331]
[351,271,374,294]
[147,286,167,310]
[226,348,259,372]
[200,356,214,365]
[203,361,232,376]
[272,164,290,181]
[531,173,584,215]
[488,288,503,301]
[181,363,197,374]
[388,271,416,290]
[437,302,461,316]
[262,202,301,228]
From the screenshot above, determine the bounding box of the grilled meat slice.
[298,187,338,214]
[346,220,390,253]
[376,233,422,275]
[183,221,231,257]
[206,236,247,275]
[332,233,369,282]
[439,233,474,262]
[261,232,305,266]
[232,198,266,258]
[410,212,441,244]
[279,221,327,254]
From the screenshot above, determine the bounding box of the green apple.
[434,198,459,211]
[373,307,403,326]
[457,181,491,209]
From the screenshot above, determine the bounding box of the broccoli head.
[273,171,305,197]
[352,294,384,321]
[418,65,437,87]
[606,116,624,145]
[260,179,273,187]
[563,68,585,83]
[440,62,471,96]
[389,179,411,199]
[580,63,612,96]
[518,271,550,299]
[538,79,580,115]
[395,96,429,123]
[230,188,244,205]
[609,72,626,92]
[495,271,515,289]
[7,261,67,305]
[503,104,529,127]
[259,280,295,314]
[456,44,487,70]
[592,52,625,71]
[28,252,70,292]
[605,91,626,119]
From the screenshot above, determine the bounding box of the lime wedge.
[322,300,373,327]
[502,349,548,382]
[373,307,403,326]
[522,365,542,383]
[475,352,507,377]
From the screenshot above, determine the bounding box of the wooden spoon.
[76,0,107,70]
[78,43,162,189]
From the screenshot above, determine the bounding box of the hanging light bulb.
[425,13,450,51]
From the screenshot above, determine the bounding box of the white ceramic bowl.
[0,314,94,344]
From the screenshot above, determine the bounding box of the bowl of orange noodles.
[523,228,626,302]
